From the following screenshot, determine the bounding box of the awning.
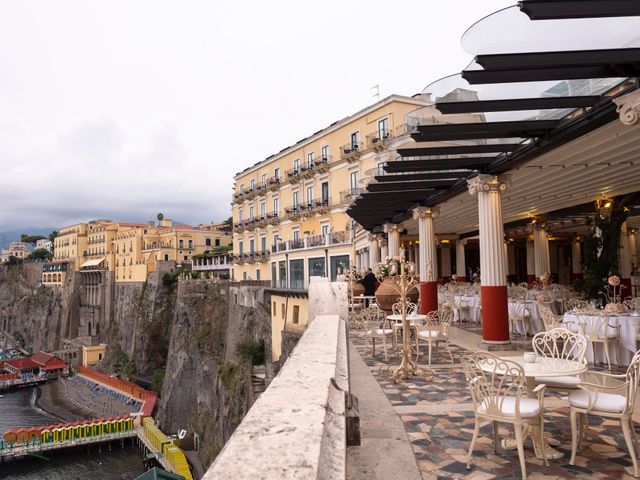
[80,258,105,269]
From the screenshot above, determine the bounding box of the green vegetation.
[20,234,46,245]
[5,256,22,266]
[27,248,53,261]
[162,267,190,287]
[217,361,237,390]
[112,347,137,379]
[151,367,166,393]
[12,331,26,349]
[236,337,265,365]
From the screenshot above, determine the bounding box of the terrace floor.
[347,322,640,480]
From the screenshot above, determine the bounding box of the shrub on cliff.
[236,337,265,365]
[152,367,165,393]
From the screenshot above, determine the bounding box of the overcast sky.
[0,0,514,232]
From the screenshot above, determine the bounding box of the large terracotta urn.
[350,282,365,298]
[375,277,419,313]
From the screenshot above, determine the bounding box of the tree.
[6,256,22,266]
[20,234,46,245]
[27,248,53,261]
[221,216,233,233]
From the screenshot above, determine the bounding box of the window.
[184,255,188,261]
[240,184,245,194]
[292,305,300,324]
[350,171,359,190]
[215,239,220,246]
[206,238,211,247]
[243,272,247,280]
[321,182,329,204]
[273,197,280,216]
[249,239,255,254]
[289,259,304,290]
[261,237,267,252]
[321,224,330,236]
[279,261,287,289]
[261,203,266,218]
[307,152,315,168]
[239,208,244,222]
[239,241,244,255]
[164,254,169,261]
[378,118,389,139]
[292,191,299,209]
[306,186,313,206]
[293,158,300,173]
[309,257,326,278]
[293,231,300,242]
[249,206,255,219]
[271,262,277,288]
[179,239,184,249]
[350,131,360,150]
[281,303,285,319]
[188,240,193,249]
[321,145,329,161]
[256,269,260,280]
[330,255,350,281]
[274,168,280,180]
[261,173,267,186]
[272,300,276,315]
[250,179,255,190]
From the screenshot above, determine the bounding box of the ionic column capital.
[613,89,640,126]
[383,223,400,234]
[467,174,510,196]
[456,238,467,247]
[412,206,439,220]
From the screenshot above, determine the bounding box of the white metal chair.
[532,328,587,392]
[391,301,417,347]
[565,299,589,312]
[509,301,532,337]
[362,305,394,362]
[577,314,621,370]
[538,304,562,332]
[462,352,547,480]
[569,350,640,477]
[416,309,454,365]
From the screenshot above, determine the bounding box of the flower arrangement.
[343,265,363,283]
[603,275,626,313]
[450,274,458,284]
[539,272,550,286]
[376,256,414,279]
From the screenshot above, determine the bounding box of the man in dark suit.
[359,268,377,297]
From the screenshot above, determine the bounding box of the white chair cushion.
[479,396,541,418]
[368,329,393,336]
[569,389,627,413]
[534,375,580,389]
[417,330,439,339]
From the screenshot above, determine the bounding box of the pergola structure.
[347,2,640,345]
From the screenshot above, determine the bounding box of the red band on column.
[480,285,509,343]
[419,281,438,314]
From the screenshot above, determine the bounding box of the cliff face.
[156,280,272,468]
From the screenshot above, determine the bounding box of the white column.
[440,243,451,279]
[532,223,551,278]
[620,222,632,280]
[456,239,466,279]
[384,224,400,258]
[369,235,380,268]
[379,238,388,261]
[572,237,582,275]
[412,207,439,282]
[468,174,510,343]
[526,239,535,281]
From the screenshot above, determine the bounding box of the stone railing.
[203,311,348,480]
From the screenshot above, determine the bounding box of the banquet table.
[508,301,544,335]
[563,311,640,366]
[451,295,482,323]
[479,354,587,460]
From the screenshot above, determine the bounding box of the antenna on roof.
[371,84,380,102]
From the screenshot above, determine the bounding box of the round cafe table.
[480,354,587,460]
[386,314,427,350]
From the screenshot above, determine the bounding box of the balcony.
[284,205,302,221]
[271,230,351,254]
[302,198,330,217]
[301,156,331,178]
[340,142,362,162]
[365,130,392,152]
[286,167,303,183]
[340,188,363,205]
[268,176,281,192]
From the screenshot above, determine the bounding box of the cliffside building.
[0,241,31,263]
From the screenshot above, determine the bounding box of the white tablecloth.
[452,295,481,323]
[508,301,544,335]
[563,312,640,366]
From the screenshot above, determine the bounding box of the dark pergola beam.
[397,144,514,157]
[519,0,640,19]
[375,172,472,183]
[435,96,601,114]
[385,158,496,172]
[367,181,455,192]
[411,120,558,141]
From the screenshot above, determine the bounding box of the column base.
[477,340,513,352]
[419,281,438,314]
[480,285,509,343]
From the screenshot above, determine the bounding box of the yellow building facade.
[82,343,107,367]
[231,95,427,285]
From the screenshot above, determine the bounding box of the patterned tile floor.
[351,326,638,479]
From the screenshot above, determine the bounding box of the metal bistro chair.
[532,328,588,392]
[565,298,589,312]
[362,305,394,362]
[569,350,640,477]
[391,301,417,347]
[577,313,621,370]
[538,304,563,332]
[462,352,547,480]
[416,308,454,365]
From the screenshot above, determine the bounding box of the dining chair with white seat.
[416,308,454,365]
[462,352,547,480]
[565,299,589,312]
[539,304,562,332]
[509,301,532,337]
[531,328,587,392]
[569,350,640,477]
[577,313,621,370]
[362,305,394,362]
